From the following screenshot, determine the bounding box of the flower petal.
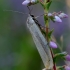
[58,13,68,18]
[65,55,70,61]
[22,0,30,5]
[49,41,57,49]
[65,66,70,70]
[54,16,62,23]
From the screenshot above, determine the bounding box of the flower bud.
[65,55,70,61]
[22,0,30,5]
[64,66,70,70]
[54,16,62,23]
[22,0,37,5]
[49,41,57,48]
[58,13,68,18]
[48,13,52,17]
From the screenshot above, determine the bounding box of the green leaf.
[44,15,48,24]
[57,66,64,70]
[39,2,45,8]
[49,16,55,22]
[48,29,54,39]
[59,68,64,70]
[53,52,67,62]
[42,30,46,36]
[45,1,52,11]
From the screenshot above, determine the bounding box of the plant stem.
[44,8,56,70]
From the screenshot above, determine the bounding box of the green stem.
[44,9,49,41]
[44,8,56,70]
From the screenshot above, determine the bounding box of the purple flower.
[54,16,62,23]
[48,13,52,17]
[22,0,36,5]
[58,13,68,18]
[65,66,70,70]
[49,41,57,49]
[65,55,70,61]
[22,0,30,5]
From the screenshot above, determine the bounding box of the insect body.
[26,15,53,70]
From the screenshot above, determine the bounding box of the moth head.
[26,15,35,27]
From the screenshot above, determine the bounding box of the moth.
[26,14,53,70]
[4,9,53,70]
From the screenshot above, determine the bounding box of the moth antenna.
[3,10,28,15]
[35,14,44,19]
[27,6,31,14]
[27,6,33,15]
[35,13,48,19]
[30,7,33,14]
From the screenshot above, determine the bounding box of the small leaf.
[48,29,54,39]
[44,15,48,24]
[40,2,45,8]
[53,52,67,62]
[49,16,55,22]
[41,29,46,36]
[60,35,63,43]
[57,66,64,70]
[45,1,52,11]
[44,15,48,21]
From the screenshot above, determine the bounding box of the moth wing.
[26,15,53,69]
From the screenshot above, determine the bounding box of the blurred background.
[0,0,70,70]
